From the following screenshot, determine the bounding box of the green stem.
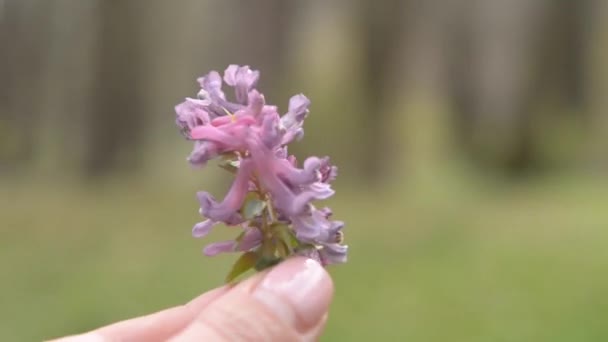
[266,195,276,224]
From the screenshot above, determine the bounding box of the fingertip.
[252,257,333,332]
[170,257,334,341]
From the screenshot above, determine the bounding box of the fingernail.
[253,257,333,332]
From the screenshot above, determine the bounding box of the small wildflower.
[175,65,347,282]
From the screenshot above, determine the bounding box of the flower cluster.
[175,65,347,280]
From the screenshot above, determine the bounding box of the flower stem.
[265,194,276,224]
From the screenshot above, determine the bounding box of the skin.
[50,257,333,342]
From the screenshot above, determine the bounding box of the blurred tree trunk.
[0,0,52,171]
[233,0,295,91]
[397,0,457,179]
[545,1,588,109]
[85,1,145,177]
[356,0,410,181]
[447,0,554,174]
[586,0,608,169]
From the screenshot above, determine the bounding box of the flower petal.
[320,243,348,264]
[274,157,321,187]
[260,111,282,149]
[281,94,310,128]
[248,137,300,215]
[192,219,216,238]
[319,157,338,183]
[189,124,248,151]
[197,160,254,223]
[188,141,218,167]
[292,209,331,241]
[223,65,260,104]
[236,228,263,251]
[318,207,333,218]
[203,240,236,256]
[175,98,211,133]
[279,94,310,145]
[197,70,242,115]
[290,185,335,215]
[247,90,265,116]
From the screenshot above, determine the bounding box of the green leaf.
[254,256,283,272]
[225,251,258,283]
[276,239,290,258]
[241,194,267,220]
[273,224,299,250]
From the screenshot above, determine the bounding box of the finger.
[169,257,333,341]
[96,286,230,341]
[51,285,229,342]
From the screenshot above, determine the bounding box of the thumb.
[170,257,334,341]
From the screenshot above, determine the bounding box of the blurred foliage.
[2,170,608,341]
[2,0,608,341]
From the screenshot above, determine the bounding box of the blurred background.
[2,0,608,341]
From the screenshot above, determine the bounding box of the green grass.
[1,174,608,341]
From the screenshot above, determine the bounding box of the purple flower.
[203,227,262,256]
[203,241,236,256]
[175,98,211,135]
[224,65,260,104]
[197,71,242,115]
[291,209,331,241]
[175,65,347,279]
[192,219,217,238]
[280,94,310,144]
[196,159,254,224]
[295,243,348,266]
[319,243,348,265]
[186,115,255,166]
[319,157,338,183]
[187,141,218,167]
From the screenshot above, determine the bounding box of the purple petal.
[319,243,348,265]
[275,157,321,187]
[190,125,236,144]
[223,65,260,104]
[275,146,288,159]
[281,127,304,145]
[245,89,265,117]
[290,184,335,215]
[223,65,240,85]
[198,71,224,95]
[203,240,236,256]
[248,137,300,215]
[319,157,338,183]
[197,70,242,115]
[188,141,219,167]
[175,98,211,133]
[236,228,262,251]
[192,219,216,238]
[281,94,310,128]
[189,124,247,150]
[329,220,344,234]
[292,210,331,241]
[197,71,225,104]
[318,207,333,218]
[304,182,335,200]
[279,94,310,145]
[260,112,282,149]
[210,113,257,127]
[197,160,253,223]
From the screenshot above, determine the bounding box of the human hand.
[52,257,333,341]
